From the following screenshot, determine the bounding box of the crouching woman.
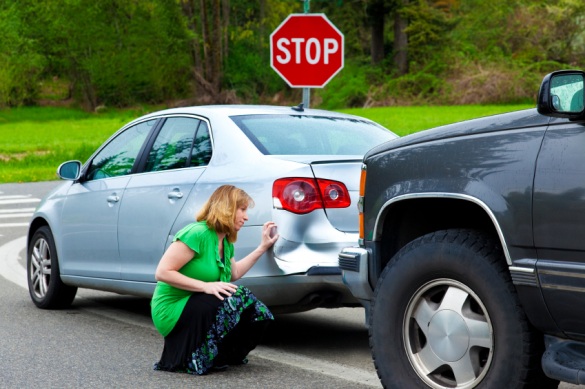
[151,185,278,375]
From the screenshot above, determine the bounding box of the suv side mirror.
[537,70,585,119]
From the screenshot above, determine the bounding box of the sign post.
[270,13,344,108]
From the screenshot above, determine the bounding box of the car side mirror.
[57,160,82,180]
[537,70,585,119]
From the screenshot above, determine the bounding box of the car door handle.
[167,191,184,200]
[107,195,120,203]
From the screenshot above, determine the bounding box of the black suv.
[340,70,585,388]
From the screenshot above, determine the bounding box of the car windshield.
[231,114,396,155]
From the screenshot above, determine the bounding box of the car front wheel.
[27,226,77,309]
[370,229,558,389]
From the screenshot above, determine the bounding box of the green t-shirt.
[151,221,234,336]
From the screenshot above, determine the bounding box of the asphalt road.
[0,181,380,388]
[0,181,579,388]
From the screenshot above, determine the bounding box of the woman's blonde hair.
[196,185,254,243]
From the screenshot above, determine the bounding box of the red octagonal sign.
[270,14,344,88]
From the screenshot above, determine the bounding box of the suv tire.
[370,229,557,389]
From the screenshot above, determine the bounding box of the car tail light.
[273,178,351,214]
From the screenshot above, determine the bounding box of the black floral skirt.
[153,285,273,375]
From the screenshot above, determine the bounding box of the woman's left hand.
[260,221,279,250]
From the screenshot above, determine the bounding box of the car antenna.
[291,103,304,112]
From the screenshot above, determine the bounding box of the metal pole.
[302,0,310,108]
[302,88,310,108]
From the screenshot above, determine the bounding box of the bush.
[382,71,446,105]
[317,61,387,109]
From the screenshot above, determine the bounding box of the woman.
[151,185,278,375]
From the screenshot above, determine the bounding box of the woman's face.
[234,204,249,231]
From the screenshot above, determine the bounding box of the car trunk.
[277,155,363,233]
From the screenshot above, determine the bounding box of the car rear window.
[230,114,396,155]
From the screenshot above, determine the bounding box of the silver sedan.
[27,105,396,313]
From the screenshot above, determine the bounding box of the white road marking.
[0,236,381,387]
[0,236,28,290]
[251,346,382,387]
[0,223,30,228]
[0,198,40,205]
[0,213,33,219]
[0,195,33,200]
[0,207,36,214]
[0,195,36,226]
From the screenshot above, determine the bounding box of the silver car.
[27,105,396,313]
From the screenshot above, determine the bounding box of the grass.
[339,104,535,136]
[0,106,153,183]
[0,104,535,183]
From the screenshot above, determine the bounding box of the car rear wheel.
[370,229,558,389]
[27,226,77,309]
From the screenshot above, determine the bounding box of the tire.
[370,229,558,389]
[27,226,77,309]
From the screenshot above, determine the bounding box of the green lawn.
[0,104,534,183]
[339,104,534,136]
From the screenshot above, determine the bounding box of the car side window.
[190,121,212,167]
[145,117,212,172]
[86,120,154,181]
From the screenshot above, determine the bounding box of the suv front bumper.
[338,247,374,316]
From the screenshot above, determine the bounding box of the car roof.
[135,104,367,121]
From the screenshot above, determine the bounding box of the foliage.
[401,0,458,66]
[221,0,296,101]
[317,60,387,109]
[0,0,584,108]
[0,3,45,107]
[5,0,193,110]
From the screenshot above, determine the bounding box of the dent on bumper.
[338,247,373,301]
[273,235,358,274]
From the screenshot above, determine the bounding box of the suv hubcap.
[404,279,493,388]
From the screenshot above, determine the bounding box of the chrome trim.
[338,252,358,259]
[541,284,585,293]
[374,192,513,265]
[539,269,585,279]
[509,266,535,274]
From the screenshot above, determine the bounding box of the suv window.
[86,119,155,181]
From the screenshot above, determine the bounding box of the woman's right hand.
[204,281,238,300]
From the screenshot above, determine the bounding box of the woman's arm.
[231,221,278,281]
[155,241,237,300]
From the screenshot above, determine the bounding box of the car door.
[59,119,156,278]
[533,117,585,336]
[118,116,212,283]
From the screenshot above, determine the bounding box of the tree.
[0,2,45,107]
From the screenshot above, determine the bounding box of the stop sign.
[270,14,344,88]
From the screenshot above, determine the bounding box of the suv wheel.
[27,226,77,309]
[370,229,557,389]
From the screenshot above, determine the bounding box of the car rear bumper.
[238,268,360,314]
